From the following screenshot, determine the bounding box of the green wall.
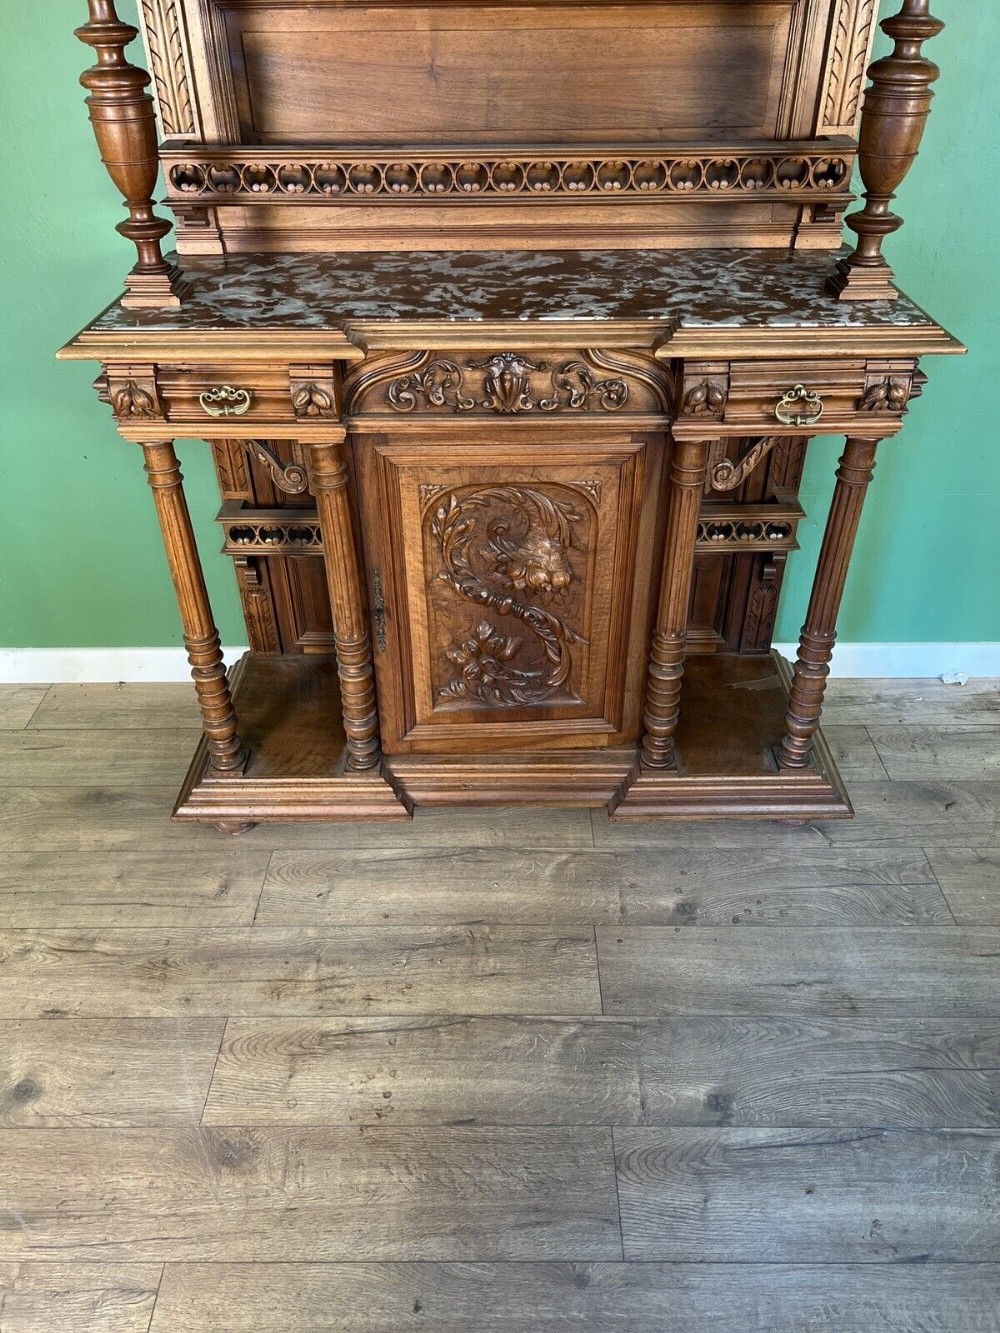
[1,1,996,651]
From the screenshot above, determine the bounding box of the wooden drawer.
[157,365,297,424]
[724,361,868,429]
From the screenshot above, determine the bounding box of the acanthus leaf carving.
[386,354,631,415]
[820,0,879,135]
[139,0,197,139]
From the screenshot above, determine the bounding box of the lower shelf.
[173,650,851,826]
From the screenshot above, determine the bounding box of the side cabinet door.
[355,432,664,754]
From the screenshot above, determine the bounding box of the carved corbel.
[291,366,341,421]
[680,367,730,418]
[246,440,310,495]
[105,366,164,421]
[708,437,781,492]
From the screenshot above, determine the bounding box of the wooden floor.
[1,679,999,1331]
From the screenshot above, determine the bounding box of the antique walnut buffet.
[60,0,963,829]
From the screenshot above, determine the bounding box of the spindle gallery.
[60,0,963,828]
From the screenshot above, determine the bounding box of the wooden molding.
[138,0,200,139]
[818,0,880,135]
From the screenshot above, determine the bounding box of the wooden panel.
[596,927,1000,1017]
[0,927,601,1018]
[219,3,807,144]
[0,850,269,927]
[615,1127,1000,1261]
[257,846,949,927]
[0,1126,621,1261]
[203,1015,1000,1130]
[147,1262,1000,1333]
[0,1263,161,1333]
[0,1020,224,1126]
[357,434,661,752]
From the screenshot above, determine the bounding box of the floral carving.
[388,359,476,413]
[858,376,911,414]
[682,380,728,416]
[387,355,629,415]
[430,486,587,707]
[291,381,337,419]
[473,354,541,414]
[111,379,161,419]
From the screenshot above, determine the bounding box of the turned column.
[777,437,881,769]
[640,437,712,769]
[305,440,381,771]
[141,442,246,774]
[829,0,945,301]
[76,1,188,309]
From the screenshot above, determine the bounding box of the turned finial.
[828,0,944,301]
[77,0,188,308]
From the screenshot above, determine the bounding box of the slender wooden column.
[829,0,944,301]
[305,440,381,771]
[640,437,712,769]
[76,0,188,309]
[141,442,246,774]
[777,437,880,769]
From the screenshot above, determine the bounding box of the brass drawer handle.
[775,384,824,427]
[199,386,253,418]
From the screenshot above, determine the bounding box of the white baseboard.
[1,643,998,683]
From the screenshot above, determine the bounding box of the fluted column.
[305,439,381,771]
[640,437,712,769]
[829,0,945,301]
[777,437,880,768]
[76,0,188,308]
[141,442,246,774]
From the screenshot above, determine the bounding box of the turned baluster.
[305,440,382,771]
[76,0,188,308]
[640,438,712,769]
[141,442,247,774]
[777,437,881,768]
[829,0,945,301]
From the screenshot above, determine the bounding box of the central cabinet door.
[355,431,665,754]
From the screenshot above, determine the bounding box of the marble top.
[86,248,942,334]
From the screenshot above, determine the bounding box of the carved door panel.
[356,432,664,754]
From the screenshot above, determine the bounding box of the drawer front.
[724,360,867,428]
[158,365,297,424]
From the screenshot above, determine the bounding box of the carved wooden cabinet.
[61,0,963,827]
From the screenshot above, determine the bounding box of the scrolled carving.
[709,437,782,492]
[387,359,476,414]
[384,353,635,416]
[472,354,542,413]
[246,441,309,495]
[539,361,628,412]
[858,376,911,413]
[430,486,587,707]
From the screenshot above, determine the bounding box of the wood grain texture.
[0,927,601,1018]
[870,727,1000,780]
[0,850,270,926]
[258,845,949,927]
[925,847,1000,925]
[27,684,199,730]
[596,927,1000,1017]
[147,1261,1000,1333]
[0,688,47,731]
[0,1020,223,1126]
[0,1126,620,1261]
[822,679,1000,727]
[593,780,1000,849]
[0,1262,161,1333]
[0,731,199,786]
[823,724,889,780]
[203,1015,1000,1130]
[615,1126,1000,1262]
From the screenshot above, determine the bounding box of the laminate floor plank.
[203,1015,1000,1129]
[871,727,1000,780]
[0,1126,621,1262]
[0,926,601,1018]
[0,850,271,927]
[0,730,200,787]
[0,1020,224,1126]
[27,683,199,730]
[925,847,1000,925]
[258,845,947,927]
[147,1261,1000,1333]
[823,724,889,780]
[596,927,1000,1017]
[0,687,48,731]
[593,780,1000,849]
[821,678,1000,727]
[615,1126,1000,1262]
[0,1262,162,1333]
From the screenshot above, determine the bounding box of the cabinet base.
[172,651,851,825]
